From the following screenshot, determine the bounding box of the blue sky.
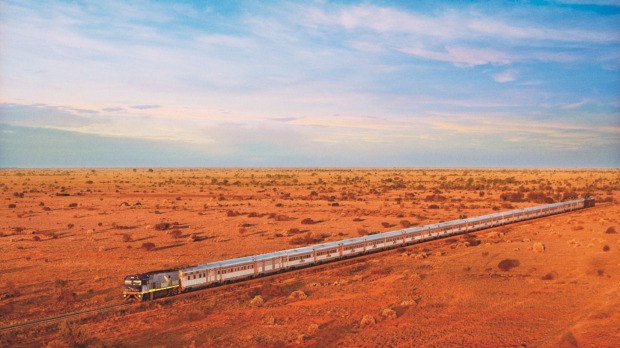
[1,0,619,168]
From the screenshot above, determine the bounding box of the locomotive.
[123,197,594,301]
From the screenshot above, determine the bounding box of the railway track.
[0,303,132,333]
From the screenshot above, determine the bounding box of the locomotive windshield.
[124,280,142,286]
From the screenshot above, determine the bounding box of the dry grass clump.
[497,259,520,271]
[121,233,132,242]
[605,226,616,234]
[301,218,315,225]
[289,290,308,301]
[532,242,546,252]
[262,315,276,325]
[399,220,411,228]
[360,315,376,326]
[381,308,397,319]
[250,295,264,306]
[400,299,418,307]
[602,245,610,252]
[307,323,319,335]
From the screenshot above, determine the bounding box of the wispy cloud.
[561,99,590,110]
[493,69,518,83]
[131,104,161,110]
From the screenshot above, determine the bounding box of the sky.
[0,0,619,168]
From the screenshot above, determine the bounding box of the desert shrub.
[67,223,74,229]
[57,288,77,304]
[54,278,68,289]
[289,235,309,245]
[169,229,182,238]
[560,332,578,348]
[43,207,52,211]
[289,232,326,245]
[353,217,364,222]
[381,222,391,228]
[259,283,283,298]
[226,210,240,217]
[357,228,369,236]
[428,204,439,209]
[68,203,78,207]
[526,191,554,203]
[301,218,314,225]
[603,245,610,252]
[399,220,411,228]
[32,235,41,242]
[113,223,136,230]
[500,192,524,202]
[542,271,558,280]
[154,223,170,231]
[187,233,201,242]
[371,267,392,276]
[605,226,616,234]
[497,259,520,271]
[121,233,132,242]
[8,204,16,208]
[287,228,301,235]
[424,194,446,202]
[186,308,209,322]
[58,320,87,346]
[142,242,156,251]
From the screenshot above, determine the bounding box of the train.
[123,196,595,301]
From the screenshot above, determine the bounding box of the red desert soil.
[1,168,619,347]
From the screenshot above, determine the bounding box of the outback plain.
[0,168,619,347]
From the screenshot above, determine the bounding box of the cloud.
[102,107,124,112]
[561,99,590,109]
[130,104,161,110]
[493,69,518,83]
